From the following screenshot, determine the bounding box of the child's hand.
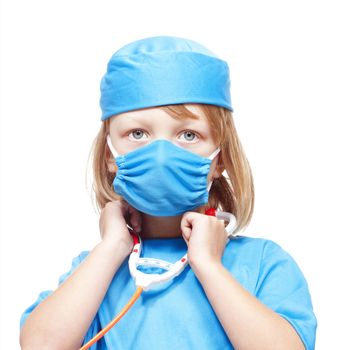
[181,212,229,268]
[99,200,142,256]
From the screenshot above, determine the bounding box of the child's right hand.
[99,200,142,256]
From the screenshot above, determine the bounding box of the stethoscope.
[129,208,237,290]
[80,208,237,349]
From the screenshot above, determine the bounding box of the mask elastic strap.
[208,147,220,160]
[107,134,120,158]
[206,147,221,191]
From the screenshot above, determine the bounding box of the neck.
[139,206,206,239]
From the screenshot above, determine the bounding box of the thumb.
[181,212,196,242]
[127,204,142,233]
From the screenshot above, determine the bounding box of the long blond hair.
[86,104,254,233]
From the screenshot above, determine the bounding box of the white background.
[1,0,339,348]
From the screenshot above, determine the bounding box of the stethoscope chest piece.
[128,232,189,291]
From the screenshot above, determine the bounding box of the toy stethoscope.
[80,208,237,350]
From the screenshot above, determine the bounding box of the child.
[19,36,317,349]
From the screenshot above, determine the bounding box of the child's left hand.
[180,211,229,269]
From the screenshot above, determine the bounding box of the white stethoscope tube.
[128,210,237,291]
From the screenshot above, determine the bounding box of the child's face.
[107,104,222,182]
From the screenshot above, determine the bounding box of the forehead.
[109,104,207,126]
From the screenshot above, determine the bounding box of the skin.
[20,104,305,349]
[106,104,224,242]
[105,104,305,349]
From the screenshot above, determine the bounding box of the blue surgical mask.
[107,135,220,216]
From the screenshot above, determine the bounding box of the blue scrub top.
[20,236,317,349]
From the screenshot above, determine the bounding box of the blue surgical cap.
[100,35,233,121]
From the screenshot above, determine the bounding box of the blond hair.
[86,104,254,233]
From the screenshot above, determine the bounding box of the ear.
[105,145,117,173]
[212,156,225,179]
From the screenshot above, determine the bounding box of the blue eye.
[128,129,198,142]
[130,130,145,140]
[181,131,197,141]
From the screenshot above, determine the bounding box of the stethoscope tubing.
[80,208,237,349]
[129,209,237,291]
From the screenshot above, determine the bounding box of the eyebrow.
[117,118,207,130]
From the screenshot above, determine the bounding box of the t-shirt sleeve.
[254,240,317,350]
[19,251,90,329]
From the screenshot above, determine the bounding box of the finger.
[128,206,142,232]
[119,200,131,221]
[181,211,200,227]
[181,224,191,241]
[180,212,197,241]
[119,200,141,232]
